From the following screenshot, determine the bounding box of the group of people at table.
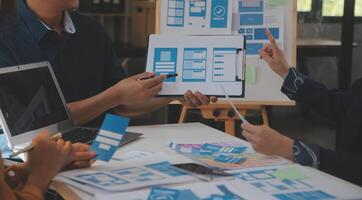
[0,0,361,199]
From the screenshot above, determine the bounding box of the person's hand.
[62,143,97,170]
[260,28,290,79]
[241,122,294,161]
[178,90,218,107]
[26,132,72,192]
[108,72,166,106]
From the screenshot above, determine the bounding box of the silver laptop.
[0,62,142,150]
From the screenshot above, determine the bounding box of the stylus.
[220,85,248,123]
[138,73,178,81]
[9,133,63,158]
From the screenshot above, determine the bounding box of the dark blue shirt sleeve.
[293,140,320,168]
[280,68,321,167]
[281,68,308,100]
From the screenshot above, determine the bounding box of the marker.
[220,85,248,123]
[138,73,178,81]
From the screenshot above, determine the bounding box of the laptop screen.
[0,66,68,136]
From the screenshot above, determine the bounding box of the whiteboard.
[156,0,296,105]
[240,0,296,103]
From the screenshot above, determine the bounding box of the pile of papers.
[96,164,362,200]
[170,141,291,171]
[55,150,362,199]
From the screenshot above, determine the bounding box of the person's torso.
[336,78,362,152]
[0,13,110,103]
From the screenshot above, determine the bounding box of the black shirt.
[0,0,126,127]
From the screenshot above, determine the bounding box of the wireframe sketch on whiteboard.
[160,0,233,35]
[146,34,246,97]
[232,0,285,56]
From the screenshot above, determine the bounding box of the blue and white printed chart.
[233,164,362,200]
[160,0,232,35]
[57,160,197,193]
[97,165,362,200]
[91,114,130,161]
[232,0,285,56]
[96,180,248,200]
[146,34,246,97]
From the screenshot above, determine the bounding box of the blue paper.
[91,114,130,161]
[100,113,130,133]
[148,187,181,200]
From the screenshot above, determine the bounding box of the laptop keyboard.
[62,127,99,144]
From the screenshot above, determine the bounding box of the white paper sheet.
[56,159,198,194]
[160,0,232,35]
[146,35,246,97]
[111,151,155,162]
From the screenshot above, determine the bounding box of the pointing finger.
[265,28,278,49]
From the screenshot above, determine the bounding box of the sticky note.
[246,65,256,84]
[271,167,308,180]
[267,0,288,6]
[91,114,130,161]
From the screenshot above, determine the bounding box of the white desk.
[54,123,362,200]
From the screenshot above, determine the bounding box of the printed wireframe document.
[146,35,246,97]
[160,0,232,35]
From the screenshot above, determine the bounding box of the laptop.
[0,62,142,150]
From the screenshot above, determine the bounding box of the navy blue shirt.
[281,68,320,167]
[0,0,126,126]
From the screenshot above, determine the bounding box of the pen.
[9,133,63,158]
[138,73,178,81]
[220,85,248,123]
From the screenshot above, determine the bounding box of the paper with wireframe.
[146,35,246,97]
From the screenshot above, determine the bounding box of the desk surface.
[55,123,362,200]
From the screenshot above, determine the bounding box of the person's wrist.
[280,136,294,161]
[280,66,290,79]
[27,174,52,192]
[103,86,125,108]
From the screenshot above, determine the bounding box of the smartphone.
[172,163,231,176]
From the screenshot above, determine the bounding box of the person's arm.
[282,68,351,121]
[115,91,217,117]
[67,73,165,125]
[1,157,43,200]
[241,123,362,185]
[260,28,351,121]
[114,97,173,116]
[241,123,321,167]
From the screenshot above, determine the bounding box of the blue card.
[91,114,130,161]
[148,187,181,200]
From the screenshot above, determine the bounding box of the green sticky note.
[267,0,288,6]
[246,65,256,84]
[271,167,308,180]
